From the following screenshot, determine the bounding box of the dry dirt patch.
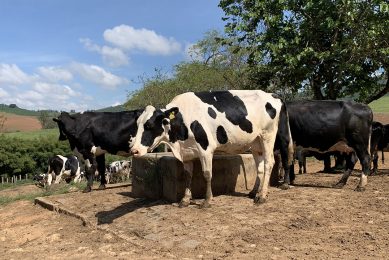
[1,113,41,132]
[1,156,389,259]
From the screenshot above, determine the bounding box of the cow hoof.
[179,200,190,208]
[254,196,266,204]
[333,183,345,189]
[98,184,106,190]
[199,201,211,209]
[83,186,92,193]
[355,186,366,192]
[279,183,290,190]
[248,191,256,199]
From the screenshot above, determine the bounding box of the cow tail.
[279,102,294,166]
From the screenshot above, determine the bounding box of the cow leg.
[199,156,213,209]
[354,147,370,192]
[179,161,193,208]
[96,155,106,190]
[323,155,332,172]
[249,152,264,198]
[254,139,275,204]
[83,156,97,193]
[334,153,357,188]
[371,151,378,175]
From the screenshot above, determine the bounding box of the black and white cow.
[283,100,372,191]
[105,160,131,183]
[45,155,82,186]
[131,90,293,207]
[53,110,143,192]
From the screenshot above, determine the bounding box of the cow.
[130,90,293,208]
[53,110,143,192]
[371,121,389,174]
[106,160,131,183]
[295,148,334,174]
[45,155,83,186]
[282,100,372,191]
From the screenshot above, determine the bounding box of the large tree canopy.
[219,0,389,103]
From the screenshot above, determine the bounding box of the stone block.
[132,152,281,202]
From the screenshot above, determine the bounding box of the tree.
[126,30,251,108]
[38,111,58,129]
[219,0,389,103]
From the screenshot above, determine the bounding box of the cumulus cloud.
[0,63,32,86]
[71,62,129,89]
[37,66,73,82]
[0,88,9,98]
[103,25,182,55]
[80,38,128,67]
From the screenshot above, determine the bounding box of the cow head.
[131,105,179,157]
[53,112,76,141]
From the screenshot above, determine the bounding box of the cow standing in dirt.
[131,90,293,208]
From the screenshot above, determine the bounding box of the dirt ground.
[1,112,41,132]
[1,155,389,260]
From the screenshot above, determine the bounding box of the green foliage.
[0,134,71,177]
[125,30,251,108]
[38,111,58,129]
[219,0,389,103]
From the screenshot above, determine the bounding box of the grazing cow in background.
[282,100,372,191]
[53,110,143,192]
[106,160,131,183]
[131,90,293,207]
[45,155,82,186]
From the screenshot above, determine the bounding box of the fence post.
[6,177,8,183]
[1,176,3,184]
[19,175,21,181]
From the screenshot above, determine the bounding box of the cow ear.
[164,107,179,120]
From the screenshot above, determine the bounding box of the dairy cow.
[131,90,293,207]
[106,160,131,183]
[53,110,143,192]
[371,121,389,174]
[45,155,82,186]
[283,100,372,191]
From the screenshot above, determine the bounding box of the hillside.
[0,104,40,116]
[0,112,41,132]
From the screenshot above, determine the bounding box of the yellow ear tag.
[169,112,175,120]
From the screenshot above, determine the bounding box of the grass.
[3,128,58,139]
[0,181,87,206]
[0,179,34,191]
[369,96,389,113]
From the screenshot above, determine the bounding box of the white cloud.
[80,38,129,67]
[71,62,129,89]
[0,88,9,98]
[103,24,182,55]
[0,63,32,86]
[37,66,73,82]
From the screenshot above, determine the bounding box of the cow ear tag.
[169,112,175,120]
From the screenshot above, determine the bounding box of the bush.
[0,134,71,177]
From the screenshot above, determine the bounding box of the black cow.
[371,121,389,174]
[281,100,372,191]
[53,110,143,192]
[46,155,82,186]
[295,148,333,174]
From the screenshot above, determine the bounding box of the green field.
[369,96,389,113]
[3,128,58,139]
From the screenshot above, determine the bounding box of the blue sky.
[0,0,225,111]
